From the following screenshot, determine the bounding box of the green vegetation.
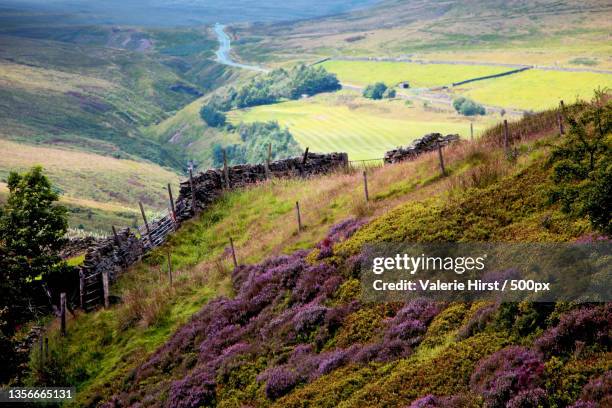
[459,69,612,111]
[209,64,340,111]
[548,91,611,234]
[1,167,71,382]
[453,97,486,116]
[228,91,495,160]
[363,82,395,100]
[200,105,227,128]
[320,60,511,88]
[212,122,302,166]
[29,98,606,406]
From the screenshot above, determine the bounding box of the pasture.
[457,69,612,110]
[319,60,511,88]
[228,92,495,161]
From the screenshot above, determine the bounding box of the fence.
[73,103,568,313]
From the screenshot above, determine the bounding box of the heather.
[27,98,611,407]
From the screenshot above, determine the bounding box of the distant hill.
[234,0,612,68]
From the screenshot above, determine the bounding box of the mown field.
[319,60,513,88]
[457,68,612,111]
[228,91,496,161]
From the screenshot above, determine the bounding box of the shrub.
[214,121,302,166]
[406,394,480,408]
[199,105,226,127]
[570,371,612,407]
[383,88,397,99]
[535,304,611,357]
[453,97,485,116]
[457,303,498,340]
[470,346,545,408]
[363,82,388,100]
[547,90,612,234]
[261,366,299,400]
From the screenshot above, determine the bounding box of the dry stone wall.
[384,133,460,164]
[78,152,348,311]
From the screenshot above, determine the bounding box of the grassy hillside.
[319,60,513,88]
[234,0,612,69]
[228,90,498,161]
[28,98,609,407]
[457,68,612,111]
[0,139,180,233]
[0,17,238,230]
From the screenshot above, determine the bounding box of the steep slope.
[29,98,610,407]
[0,16,236,230]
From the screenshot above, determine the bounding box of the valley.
[0,2,610,407]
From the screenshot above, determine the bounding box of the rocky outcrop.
[384,133,460,164]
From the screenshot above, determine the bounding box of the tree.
[200,105,226,127]
[453,97,486,116]
[383,88,397,99]
[548,90,611,234]
[0,166,69,324]
[363,82,388,100]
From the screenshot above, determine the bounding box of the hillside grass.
[228,91,497,161]
[458,69,612,110]
[320,60,512,88]
[32,101,588,406]
[0,139,180,232]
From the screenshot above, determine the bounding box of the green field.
[228,92,494,161]
[458,69,612,110]
[320,60,512,88]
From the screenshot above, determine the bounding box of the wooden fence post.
[44,337,48,363]
[102,270,110,308]
[60,293,66,336]
[167,251,173,287]
[437,141,446,176]
[223,149,230,189]
[470,122,474,141]
[167,183,176,222]
[503,119,509,151]
[229,237,238,269]
[79,270,84,310]
[363,171,369,202]
[111,225,120,245]
[295,201,302,233]
[302,147,309,166]
[265,143,272,179]
[189,169,198,215]
[139,202,151,238]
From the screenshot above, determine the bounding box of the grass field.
[457,69,612,110]
[0,139,181,231]
[228,92,496,161]
[320,60,512,88]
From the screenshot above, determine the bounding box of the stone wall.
[79,228,144,311]
[384,133,460,164]
[60,237,101,260]
[78,152,348,311]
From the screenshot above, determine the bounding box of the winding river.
[214,23,269,72]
